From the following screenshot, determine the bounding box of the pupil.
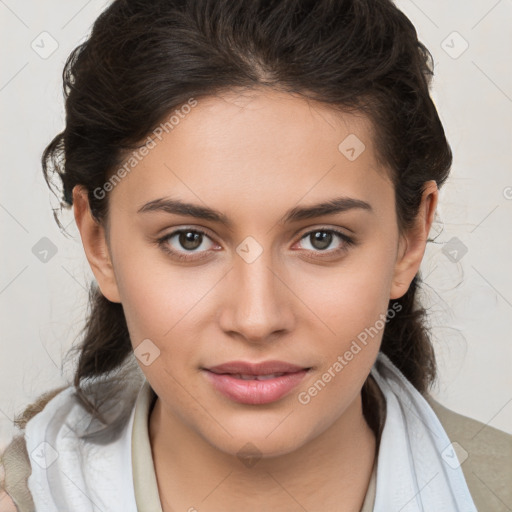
[312,231,331,250]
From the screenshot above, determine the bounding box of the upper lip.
[205,360,310,375]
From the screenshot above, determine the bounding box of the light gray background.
[1,0,511,451]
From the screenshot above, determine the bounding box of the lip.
[206,360,308,375]
[202,360,311,405]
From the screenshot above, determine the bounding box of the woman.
[1,0,510,511]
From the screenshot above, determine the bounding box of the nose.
[218,247,295,345]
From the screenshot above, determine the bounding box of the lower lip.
[203,369,309,405]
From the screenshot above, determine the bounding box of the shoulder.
[427,396,512,512]
[0,384,70,512]
[1,358,145,511]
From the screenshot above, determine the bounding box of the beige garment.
[1,379,511,511]
[131,379,164,512]
[0,435,33,512]
[426,396,512,512]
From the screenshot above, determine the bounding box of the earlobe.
[389,181,439,300]
[72,185,121,303]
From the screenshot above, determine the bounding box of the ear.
[72,185,121,303]
[390,180,438,300]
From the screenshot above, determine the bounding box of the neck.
[149,391,378,512]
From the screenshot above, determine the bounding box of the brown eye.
[295,228,355,259]
[179,231,203,251]
[309,231,333,251]
[157,228,218,261]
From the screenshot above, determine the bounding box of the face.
[75,87,435,459]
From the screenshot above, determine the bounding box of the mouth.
[213,372,292,381]
[201,360,312,405]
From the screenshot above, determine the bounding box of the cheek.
[112,247,222,375]
[118,274,210,369]
[295,262,394,421]
[293,236,397,402]
[298,245,396,338]
[110,229,205,339]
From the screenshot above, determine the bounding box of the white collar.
[371,353,477,511]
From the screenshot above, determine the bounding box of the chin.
[220,438,301,462]
[201,420,310,462]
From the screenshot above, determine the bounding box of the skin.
[73,87,438,511]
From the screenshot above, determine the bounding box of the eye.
[295,228,355,257]
[157,228,219,261]
[156,226,356,262]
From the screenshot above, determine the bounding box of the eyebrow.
[137,196,373,228]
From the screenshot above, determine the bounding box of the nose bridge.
[221,241,293,341]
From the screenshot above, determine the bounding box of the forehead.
[108,88,394,222]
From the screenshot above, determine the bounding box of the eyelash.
[156,227,356,262]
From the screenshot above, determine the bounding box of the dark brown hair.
[14,0,451,435]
